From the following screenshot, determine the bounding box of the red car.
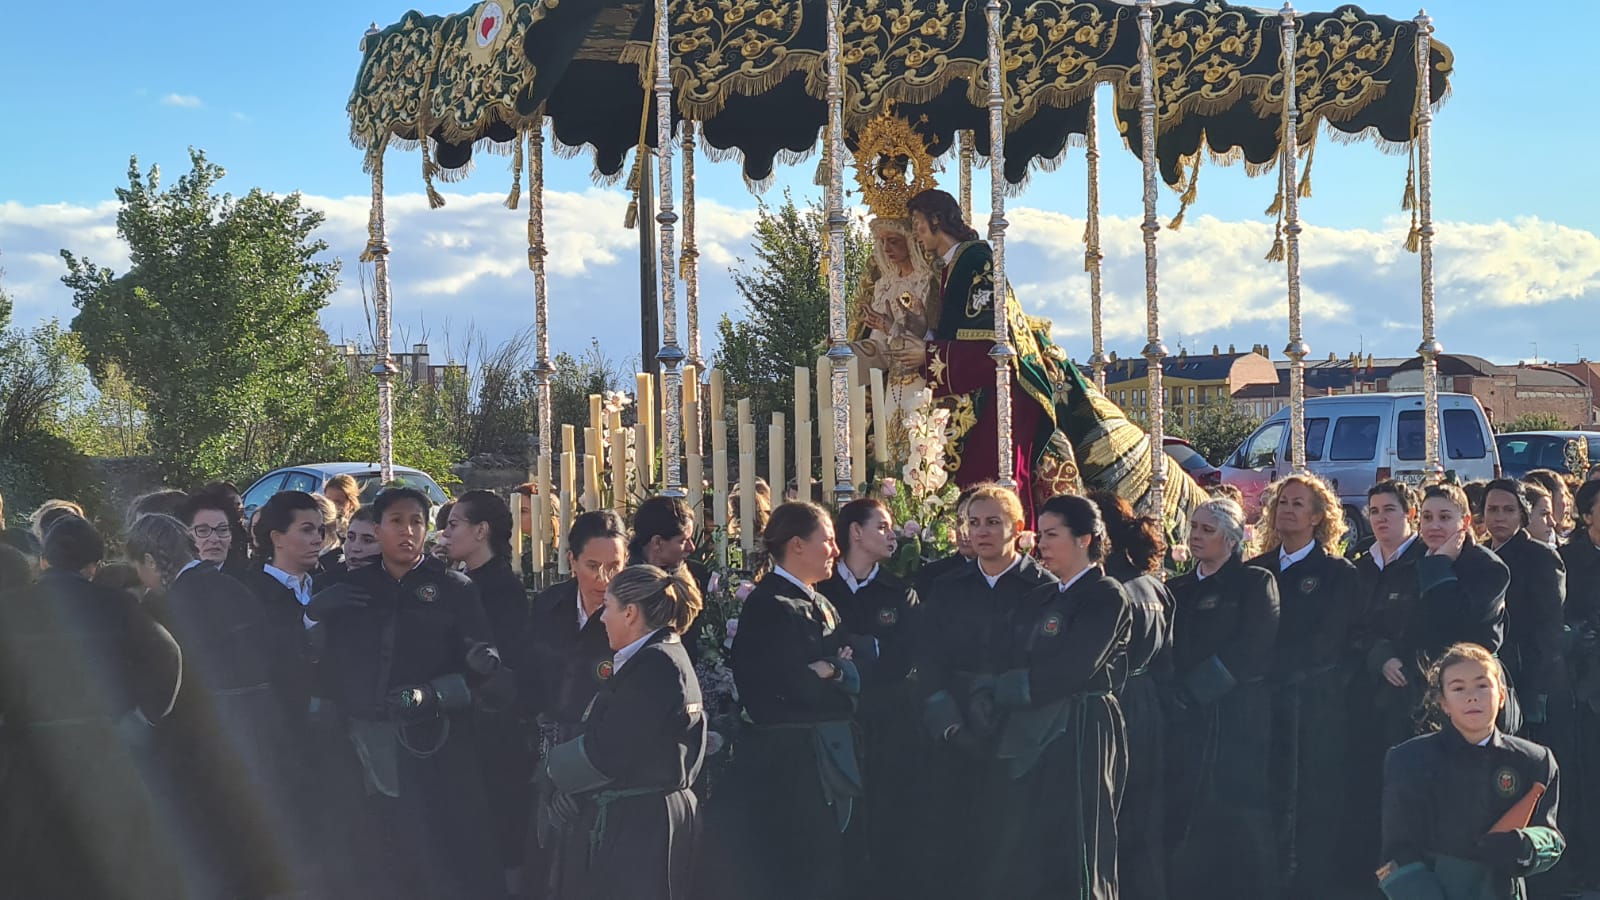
[1163,437,1222,487]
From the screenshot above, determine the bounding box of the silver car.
[241,462,450,521]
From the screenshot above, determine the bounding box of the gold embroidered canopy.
[349,0,1453,189]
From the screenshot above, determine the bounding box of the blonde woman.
[1246,472,1361,897]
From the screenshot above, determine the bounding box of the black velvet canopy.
[348,0,1452,190]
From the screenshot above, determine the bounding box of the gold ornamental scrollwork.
[349,12,442,153]
[1148,2,1266,129]
[622,0,809,120]
[841,0,972,122]
[1254,11,1398,134]
[1003,1,1123,123]
[428,0,561,146]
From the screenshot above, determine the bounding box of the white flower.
[1170,544,1191,564]
[1016,530,1037,551]
[921,527,936,542]
[879,477,899,498]
[734,581,755,601]
[903,519,921,537]
[722,617,740,649]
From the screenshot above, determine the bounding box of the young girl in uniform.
[1380,643,1564,900]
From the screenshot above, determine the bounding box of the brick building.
[1102,347,1279,429]
[1552,360,1600,425]
[339,342,467,389]
[1389,354,1592,428]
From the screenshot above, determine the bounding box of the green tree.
[62,150,341,484]
[1499,412,1570,433]
[0,318,103,524]
[713,192,870,469]
[1175,397,1262,466]
[549,339,631,454]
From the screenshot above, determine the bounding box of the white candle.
[850,384,868,491]
[610,425,628,515]
[589,394,603,444]
[686,399,703,513]
[559,451,575,573]
[869,368,889,465]
[709,368,725,420]
[585,454,601,513]
[562,423,576,458]
[636,373,654,488]
[769,413,786,499]
[819,407,835,498]
[509,492,525,576]
[740,449,756,556]
[796,419,812,504]
[712,420,729,566]
[535,452,552,571]
[795,365,810,425]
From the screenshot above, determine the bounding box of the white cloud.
[161,93,203,108]
[3,189,1597,367]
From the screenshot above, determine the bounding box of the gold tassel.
[1401,146,1417,211]
[1297,135,1315,199]
[361,149,383,263]
[1265,189,1283,218]
[1167,207,1186,231]
[1169,154,1200,230]
[624,198,639,230]
[626,155,643,194]
[1404,210,1421,253]
[420,132,445,209]
[1266,220,1285,261]
[505,133,524,210]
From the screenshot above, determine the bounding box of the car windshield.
[1496,437,1568,472]
[1165,443,1207,470]
[355,472,449,505]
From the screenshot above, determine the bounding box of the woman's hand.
[1382,657,1408,688]
[838,645,854,661]
[889,340,930,370]
[863,310,891,332]
[808,659,839,680]
[1430,528,1467,560]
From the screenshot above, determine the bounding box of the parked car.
[1163,437,1221,487]
[241,462,451,522]
[1220,393,1500,527]
[1493,431,1600,480]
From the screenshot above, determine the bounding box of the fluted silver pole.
[529,117,554,455]
[683,121,702,371]
[825,0,855,503]
[1280,3,1309,472]
[366,149,397,483]
[1137,0,1168,516]
[959,130,974,224]
[1414,9,1441,473]
[985,0,1017,491]
[1086,89,1107,393]
[654,0,685,496]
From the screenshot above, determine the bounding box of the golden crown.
[852,106,940,220]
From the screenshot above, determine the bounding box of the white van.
[1220,392,1500,520]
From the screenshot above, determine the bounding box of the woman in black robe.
[444,490,534,895]
[1246,473,1360,898]
[520,510,628,898]
[127,513,306,898]
[1559,480,1600,888]
[1089,490,1173,900]
[919,483,1057,900]
[628,495,714,656]
[0,515,183,900]
[546,564,706,900]
[1166,497,1280,900]
[818,497,923,897]
[309,487,513,900]
[700,502,865,900]
[984,493,1130,899]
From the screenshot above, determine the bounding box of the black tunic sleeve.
[1000,577,1129,707]
[1219,564,1280,684]
[583,647,697,786]
[1417,545,1510,655]
[1380,737,1438,867]
[1516,540,1568,700]
[732,578,857,724]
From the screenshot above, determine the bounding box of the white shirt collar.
[178,559,206,578]
[612,628,660,673]
[773,564,817,598]
[940,242,961,268]
[1057,566,1093,593]
[980,554,1022,588]
[576,591,598,629]
[263,564,313,606]
[1374,534,1417,571]
[1279,540,1316,570]
[839,562,879,594]
[1477,732,1494,747]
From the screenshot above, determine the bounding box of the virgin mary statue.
[850,215,940,454]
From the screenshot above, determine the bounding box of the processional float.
[347,0,1454,560]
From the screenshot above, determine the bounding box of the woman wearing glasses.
[181,491,244,572]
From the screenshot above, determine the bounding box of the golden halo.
[852,105,940,221]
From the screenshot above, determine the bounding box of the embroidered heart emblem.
[481,15,497,40]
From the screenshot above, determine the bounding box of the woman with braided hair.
[544,564,706,900]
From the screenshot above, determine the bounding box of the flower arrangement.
[876,388,961,579]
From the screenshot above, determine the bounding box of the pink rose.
[1016,530,1037,552]
[1170,544,1190,564]
[902,520,921,538]
[723,617,740,648]
[734,581,755,602]
[879,477,899,498]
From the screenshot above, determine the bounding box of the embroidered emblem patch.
[416,583,439,603]
[596,659,614,681]
[1041,614,1062,637]
[1196,592,1220,611]
[1495,766,1519,798]
[817,600,838,631]
[1300,576,1320,594]
[878,607,899,626]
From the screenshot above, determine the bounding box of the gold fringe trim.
[1405,219,1421,254]
[1265,189,1283,218]
[624,199,639,230]
[1266,221,1285,262]
[361,148,384,263]
[1297,132,1316,199]
[1168,152,1201,230]
[1401,144,1417,211]
[505,131,524,210]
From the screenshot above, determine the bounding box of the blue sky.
[2,0,1597,367]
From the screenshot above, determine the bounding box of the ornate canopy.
[349,0,1454,190]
